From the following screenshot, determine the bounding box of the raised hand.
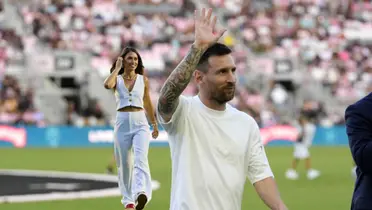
[157,8,226,122]
[194,8,226,49]
[115,57,123,70]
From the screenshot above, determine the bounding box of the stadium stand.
[1,0,370,128]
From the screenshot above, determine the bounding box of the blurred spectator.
[0,75,44,126]
[0,1,5,24]
[81,98,106,126]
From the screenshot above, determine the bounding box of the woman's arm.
[104,57,122,89]
[143,76,157,126]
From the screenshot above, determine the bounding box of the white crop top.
[115,74,145,110]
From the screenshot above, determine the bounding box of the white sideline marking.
[0,169,160,204]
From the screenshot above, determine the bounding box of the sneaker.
[285,169,299,180]
[307,169,320,180]
[125,203,135,210]
[135,193,148,210]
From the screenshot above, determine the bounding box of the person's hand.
[152,124,159,139]
[115,57,123,70]
[193,8,226,49]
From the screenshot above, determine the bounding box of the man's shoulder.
[345,93,372,123]
[346,93,372,115]
[227,105,257,125]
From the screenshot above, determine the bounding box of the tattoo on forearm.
[158,44,205,115]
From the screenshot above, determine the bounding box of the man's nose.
[226,71,236,84]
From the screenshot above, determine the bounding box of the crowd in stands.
[66,97,106,126]
[208,0,372,126]
[0,1,45,126]
[1,0,372,127]
[121,0,184,5]
[0,75,44,126]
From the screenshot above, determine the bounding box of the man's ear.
[194,70,204,84]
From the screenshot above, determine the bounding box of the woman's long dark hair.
[110,47,144,75]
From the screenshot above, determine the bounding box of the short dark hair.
[197,43,232,73]
[110,47,144,75]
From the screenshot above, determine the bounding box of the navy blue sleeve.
[345,104,372,174]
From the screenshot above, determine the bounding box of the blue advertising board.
[0,124,349,148]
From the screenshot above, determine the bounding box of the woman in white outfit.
[103,47,159,210]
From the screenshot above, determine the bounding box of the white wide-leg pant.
[114,111,152,207]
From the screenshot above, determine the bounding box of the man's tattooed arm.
[158,44,207,122]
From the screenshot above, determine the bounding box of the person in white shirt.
[103,47,159,210]
[285,115,320,180]
[156,8,287,210]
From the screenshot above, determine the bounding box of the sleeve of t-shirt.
[246,120,274,184]
[156,95,188,135]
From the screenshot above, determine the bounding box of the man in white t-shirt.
[285,115,320,180]
[156,8,287,210]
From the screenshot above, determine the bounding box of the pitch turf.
[1,147,354,210]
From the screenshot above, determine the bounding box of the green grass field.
[1,147,354,210]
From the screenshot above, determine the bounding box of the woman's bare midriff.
[118,106,143,112]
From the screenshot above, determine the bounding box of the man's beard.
[211,86,235,104]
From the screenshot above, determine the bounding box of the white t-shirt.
[156,95,274,210]
[295,122,316,148]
